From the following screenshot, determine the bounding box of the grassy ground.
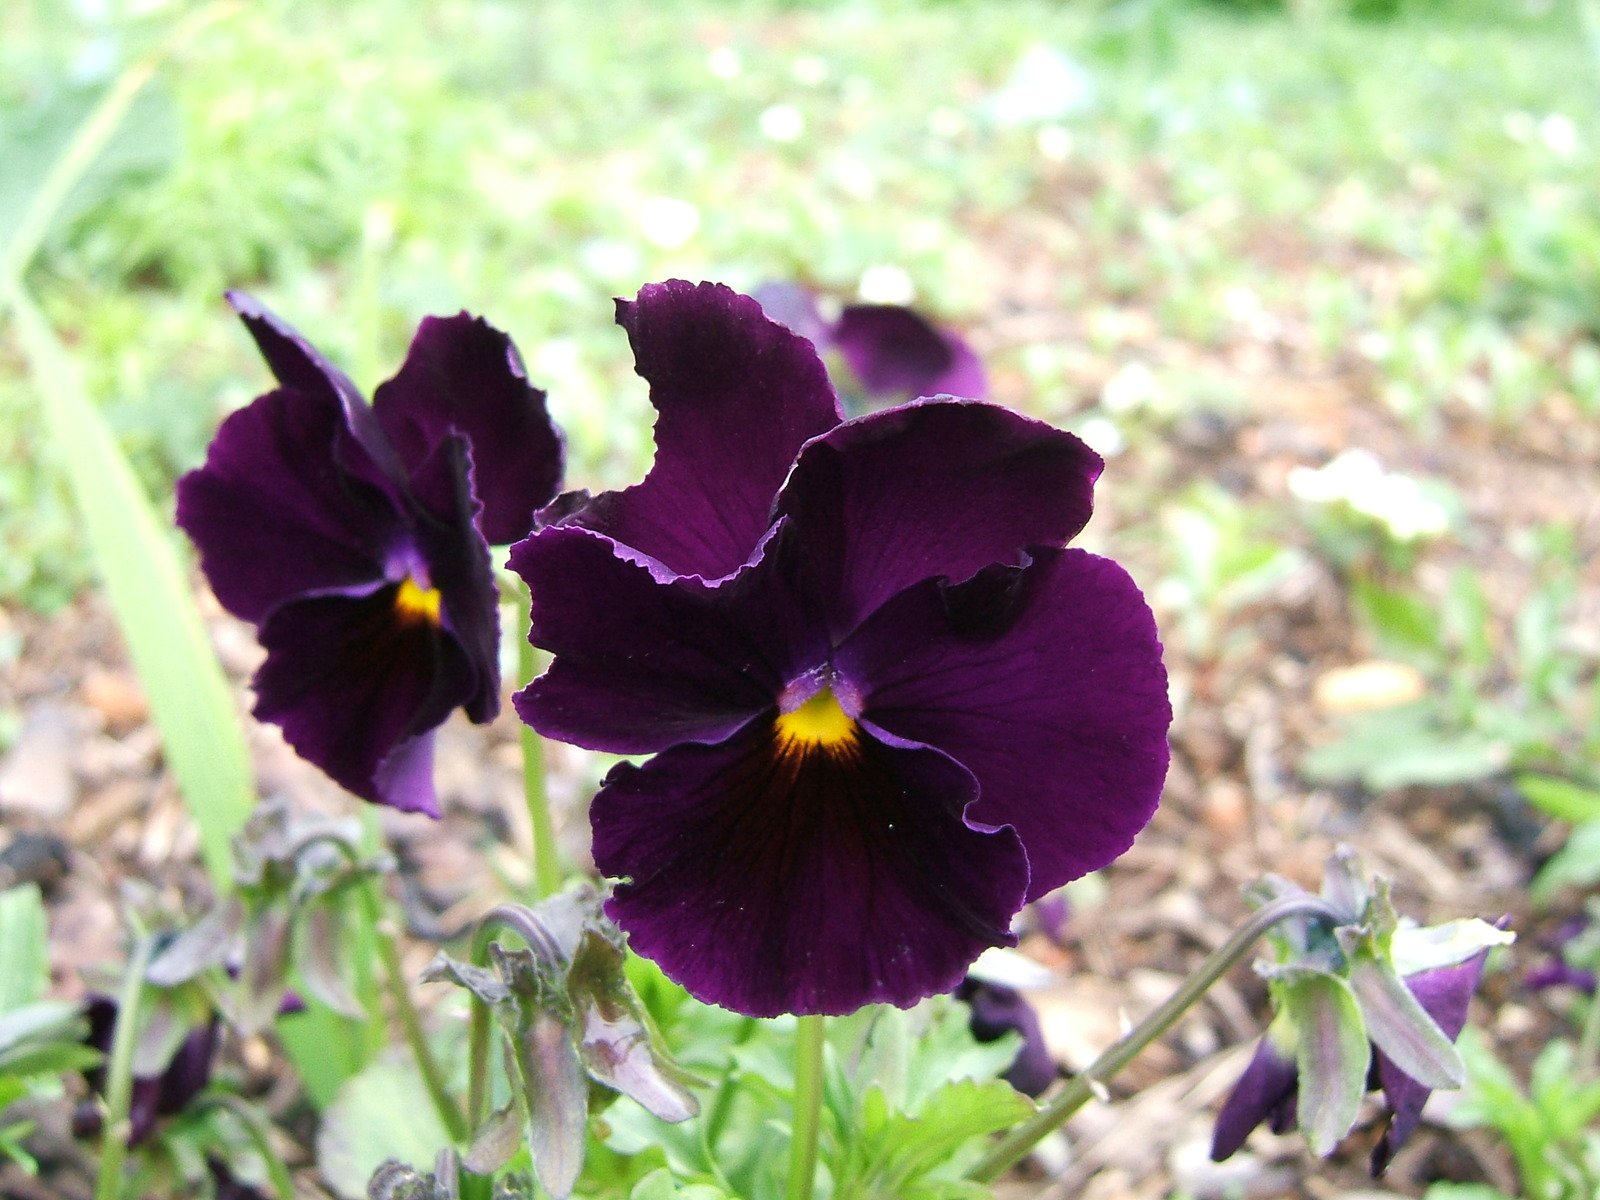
[2,0,1598,1196]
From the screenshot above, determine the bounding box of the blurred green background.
[3,0,1598,794]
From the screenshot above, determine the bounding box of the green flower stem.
[967,892,1346,1183]
[197,1095,295,1200]
[1578,971,1600,1081]
[466,904,562,1129]
[363,885,469,1144]
[785,1015,828,1200]
[517,594,563,900]
[94,936,155,1200]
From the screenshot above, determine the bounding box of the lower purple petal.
[1211,1036,1300,1161]
[252,586,475,814]
[1372,952,1489,1174]
[592,718,1027,1017]
[514,522,826,754]
[838,547,1170,901]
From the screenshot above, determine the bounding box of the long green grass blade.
[5,286,253,888]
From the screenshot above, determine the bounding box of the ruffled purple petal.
[512,522,825,754]
[371,313,563,545]
[1372,953,1488,1174]
[225,292,408,486]
[956,978,1056,1096]
[1211,1036,1300,1161]
[565,280,842,580]
[176,387,406,624]
[837,547,1170,900]
[251,585,475,814]
[592,718,1027,1017]
[775,399,1103,634]
[833,304,987,401]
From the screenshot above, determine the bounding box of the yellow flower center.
[774,688,856,752]
[394,577,443,625]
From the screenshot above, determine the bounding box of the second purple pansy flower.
[178,295,563,815]
[513,280,1170,1018]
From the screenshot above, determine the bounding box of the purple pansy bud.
[177,296,563,815]
[1211,1016,1299,1161]
[755,281,988,411]
[516,280,1170,1018]
[78,995,218,1146]
[955,977,1057,1097]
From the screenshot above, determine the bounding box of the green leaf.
[629,1168,733,1200]
[855,1078,1032,1194]
[1530,821,1600,906]
[1516,774,1600,824]
[316,1056,454,1200]
[4,288,254,889]
[1345,954,1464,1090]
[1302,708,1510,790]
[0,886,48,1012]
[0,83,179,280]
[1423,1185,1517,1200]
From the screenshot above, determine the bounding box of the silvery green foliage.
[423,884,700,1200]
[147,797,386,1032]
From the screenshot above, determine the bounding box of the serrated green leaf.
[845,1078,1032,1198]
[4,288,254,889]
[0,886,48,1013]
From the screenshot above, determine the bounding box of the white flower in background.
[792,55,829,86]
[1036,124,1074,162]
[1076,415,1126,457]
[857,263,916,306]
[579,238,641,281]
[759,103,805,143]
[638,196,701,249]
[707,47,742,80]
[1539,112,1579,158]
[1288,449,1451,542]
[1100,361,1157,414]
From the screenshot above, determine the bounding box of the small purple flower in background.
[178,295,563,815]
[1210,948,1492,1175]
[75,996,218,1146]
[753,281,987,410]
[955,976,1057,1097]
[514,280,1170,1018]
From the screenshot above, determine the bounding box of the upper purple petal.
[592,717,1027,1017]
[833,304,988,401]
[251,586,474,815]
[837,547,1169,899]
[512,522,825,755]
[1372,951,1489,1174]
[1211,1035,1300,1161]
[176,386,406,624]
[371,313,564,545]
[225,292,408,486]
[774,399,1103,635]
[562,280,842,580]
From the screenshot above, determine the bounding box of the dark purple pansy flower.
[955,977,1057,1097]
[76,996,218,1146]
[754,281,987,408]
[513,280,1170,1018]
[177,295,563,815]
[1210,950,1491,1174]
